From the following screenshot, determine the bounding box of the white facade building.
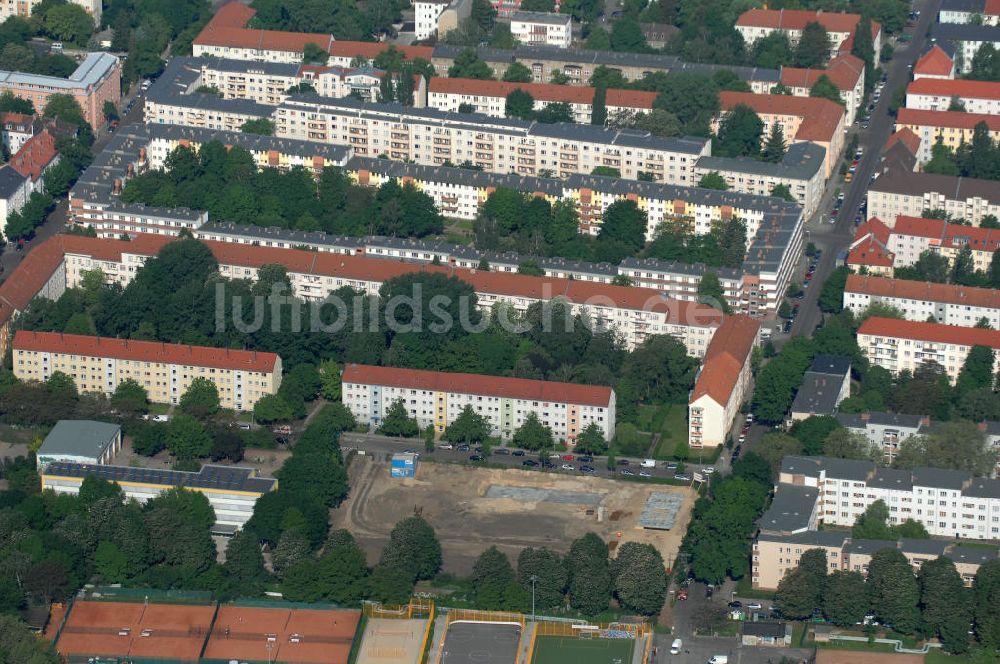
[511,11,573,48]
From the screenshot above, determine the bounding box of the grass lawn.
[791,622,806,647]
[531,635,635,664]
[636,404,688,459]
[924,650,989,664]
[147,402,171,415]
[734,576,776,600]
[815,641,896,653]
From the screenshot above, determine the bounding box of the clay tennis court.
[356,618,429,664]
[440,622,522,664]
[204,604,361,663]
[55,600,215,662]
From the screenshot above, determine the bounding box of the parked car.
[617,458,630,466]
[561,454,575,461]
[512,450,525,456]
[747,602,763,610]
[561,463,575,471]
[621,468,635,476]
[438,443,454,450]
[639,470,651,477]
[580,466,596,474]
[495,448,510,455]
[675,474,691,481]
[728,601,742,609]
[457,444,470,452]
[670,639,683,655]
[522,459,539,467]
[576,455,593,462]
[469,454,483,461]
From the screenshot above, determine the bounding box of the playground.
[531,635,637,664]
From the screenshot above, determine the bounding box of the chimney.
[920,416,931,427]
[112,178,122,196]
[860,412,870,422]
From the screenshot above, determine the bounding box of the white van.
[670,639,682,655]
[709,657,728,664]
[640,458,656,468]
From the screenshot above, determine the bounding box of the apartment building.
[511,11,573,48]
[197,58,427,107]
[887,215,1000,271]
[715,91,846,177]
[867,163,1000,226]
[426,77,655,123]
[938,0,1000,24]
[856,316,1000,382]
[835,411,926,463]
[779,54,866,125]
[844,274,1000,329]
[735,9,882,55]
[694,142,827,218]
[895,108,1000,163]
[415,0,451,39]
[913,44,957,80]
[845,217,895,276]
[777,455,1000,540]
[0,53,119,130]
[191,2,334,64]
[342,364,615,442]
[688,314,760,448]
[0,0,100,24]
[905,79,1000,115]
[272,95,710,184]
[789,355,852,422]
[41,462,275,529]
[931,23,1000,72]
[752,531,994,590]
[12,330,282,411]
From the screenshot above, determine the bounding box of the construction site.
[335,457,696,574]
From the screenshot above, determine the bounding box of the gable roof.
[858,316,1000,350]
[897,107,1000,132]
[914,45,955,77]
[847,217,894,268]
[907,78,1000,100]
[736,8,861,33]
[719,91,845,143]
[689,314,760,406]
[780,54,865,92]
[846,273,1000,310]
[11,130,57,182]
[884,127,921,157]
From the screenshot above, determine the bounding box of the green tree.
[698,172,728,190]
[584,24,611,50]
[302,42,329,64]
[790,415,841,456]
[591,85,607,126]
[379,399,420,437]
[165,414,212,460]
[894,421,993,475]
[810,75,843,105]
[112,378,148,414]
[609,17,649,52]
[853,18,876,87]
[919,556,970,653]
[94,540,129,583]
[503,61,533,82]
[43,4,94,46]
[133,423,168,456]
[472,546,516,609]
[770,184,796,202]
[823,570,868,627]
[819,266,850,313]
[46,370,77,398]
[775,548,827,619]
[823,428,876,460]
[974,559,1000,648]
[753,32,794,68]
[223,529,268,593]
[567,533,612,615]
[317,358,342,400]
[443,405,491,445]
[574,422,608,455]
[272,529,312,577]
[852,499,895,540]
[715,104,764,158]
[513,413,554,451]
[761,123,787,163]
[517,547,567,609]
[179,377,220,418]
[275,447,348,508]
[240,118,276,135]
[598,199,647,256]
[868,548,920,633]
[612,542,668,615]
[697,272,730,313]
[0,614,61,663]
[795,22,831,68]
[956,345,996,397]
[43,93,87,126]
[378,515,442,581]
[448,48,493,79]
[253,394,294,424]
[505,88,535,119]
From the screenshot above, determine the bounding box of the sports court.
[440,622,522,664]
[55,600,216,662]
[531,635,636,664]
[203,604,361,663]
[357,618,429,664]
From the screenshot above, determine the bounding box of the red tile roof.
[914,45,955,77]
[896,108,1000,132]
[780,54,864,92]
[11,130,57,182]
[14,330,279,372]
[858,316,1000,349]
[892,215,1000,252]
[987,0,1000,16]
[342,363,614,406]
[719,91,845,143]
[883,127,920,156]
[736,8,862,33]
[0,112,34,131]
[429,77,595,104]
[855,217,892,245]
[689,314,760,405]
[328,41,433,62]
[846,273,1000,310]
[847,236,894,268]
[605,88,658,109]
[907,78,1000,100]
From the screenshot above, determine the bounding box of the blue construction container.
[390,453,417,478]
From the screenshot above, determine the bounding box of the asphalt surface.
[340,431,728,483]
[787,0,940,340]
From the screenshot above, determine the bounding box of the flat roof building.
[37,420,122,467]
[0,53,120,129]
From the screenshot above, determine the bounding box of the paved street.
[788,0,940,339]
[341,431,721,482]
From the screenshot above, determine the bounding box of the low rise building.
[0,0,100,27]
[40,462,276,529]
[415,0,451,39]
[735,8,881,54]
[867,163,1000,225]
[845,217,895,276]
[856,316,1000,382]
[789,355,852,422]
[13,330,282,411]
[426,77,655,123]
[895,108,1000,164]
[779,54,866,125]
[939,0,1000,24]
[688,314,761,448]
[342,364,615,442]
[36,420,122,467]
[931,23,1000,73]
[913,44,957,80]
[887,215,1000,271]
[835,411,926,463]
[0,53,119,130]
[191,2,334,64]
[905,78,1000,115]
[0,111,37,153]
[715,91,846,177]
[844,273,1000,329]
[741,623,792,647]
[511,11,573,48]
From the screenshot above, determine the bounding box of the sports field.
[531,635,636,664]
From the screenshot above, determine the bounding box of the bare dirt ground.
[332,457,696,575]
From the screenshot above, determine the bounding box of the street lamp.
[530,575,538,623]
